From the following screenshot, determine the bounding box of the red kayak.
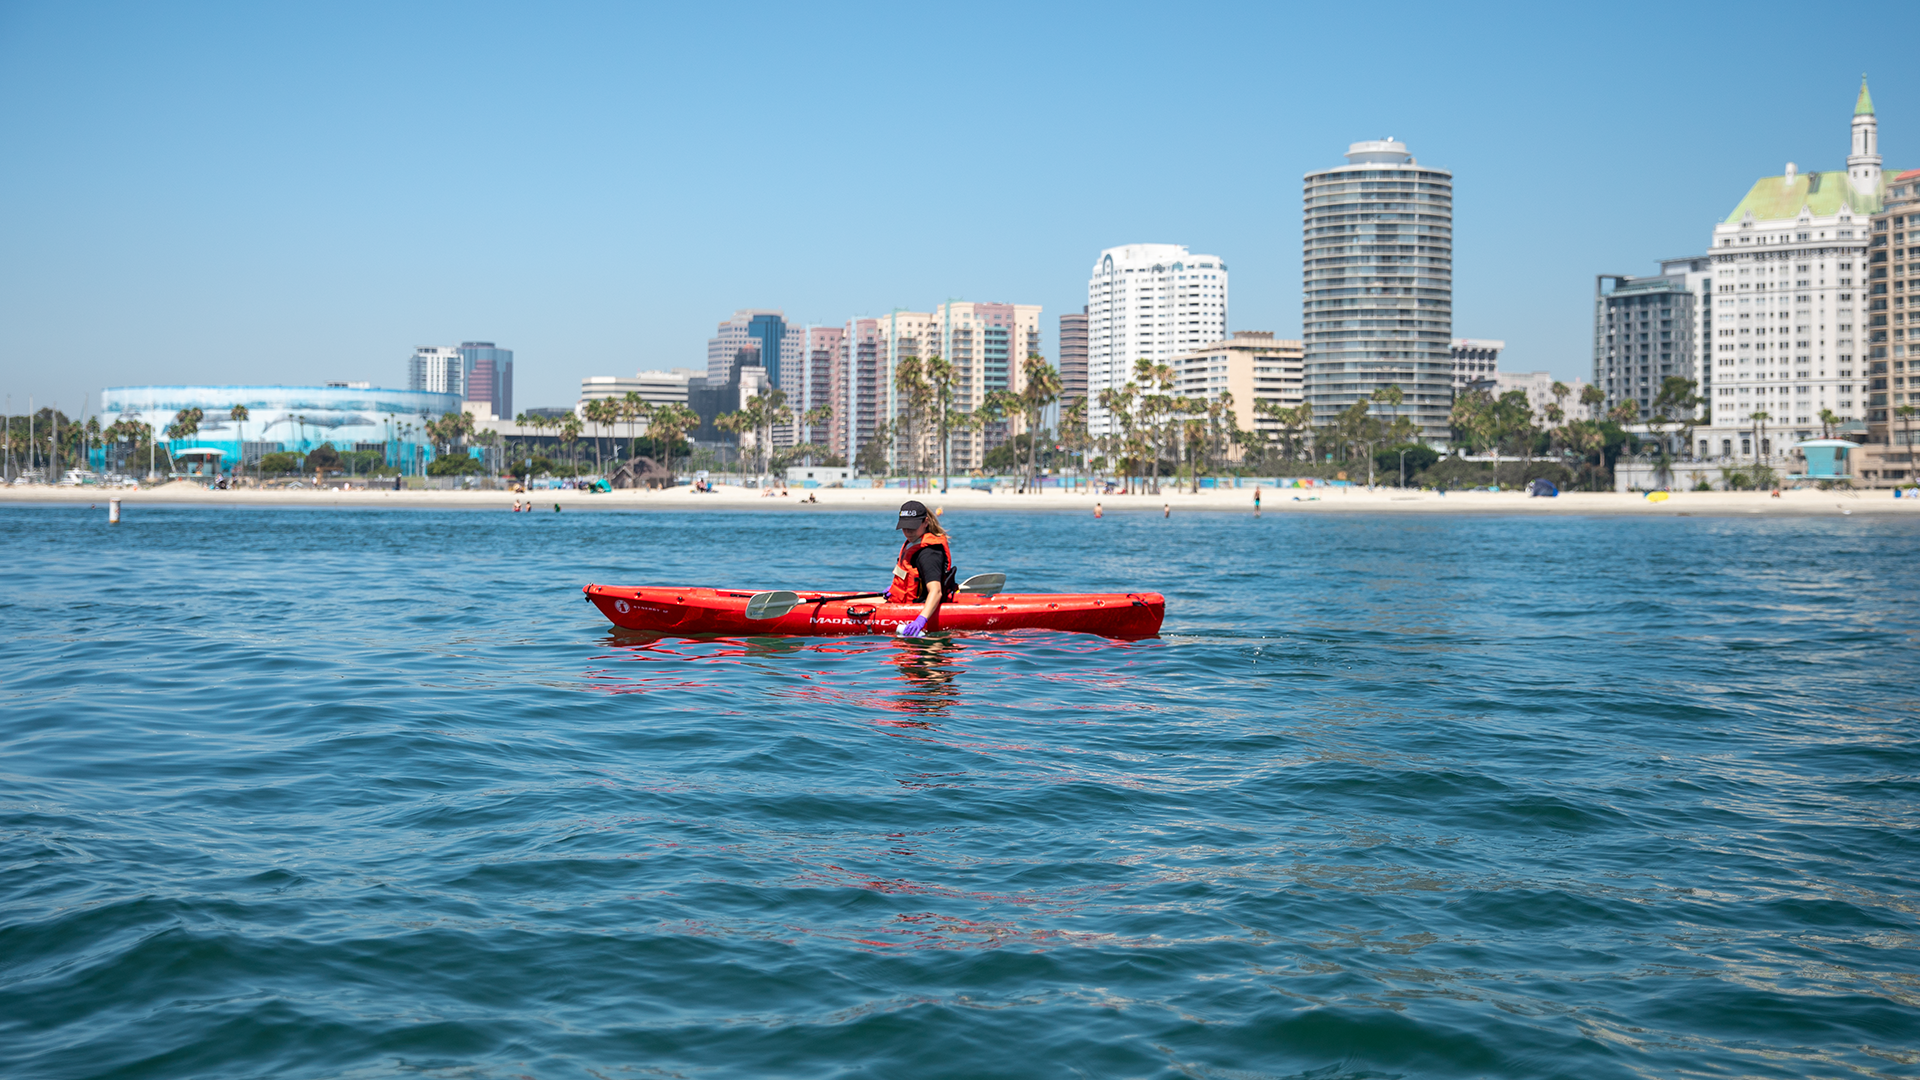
[584,584,1165,639]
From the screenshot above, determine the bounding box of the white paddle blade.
[958,572,1005,597]
[745,590,800,620]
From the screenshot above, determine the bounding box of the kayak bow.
[584,584,1164,640]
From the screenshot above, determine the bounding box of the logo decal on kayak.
[614,599,631,614]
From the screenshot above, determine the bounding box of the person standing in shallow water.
[887,500,957,638]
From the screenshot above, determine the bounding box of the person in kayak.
[889,499,958,638]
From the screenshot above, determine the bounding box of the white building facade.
[408,346,465,398]
[1464,370,1594,424]
[1696,80,1893,459]
[1450,339,1503,389]
[1085,243,1228,436]
[577,369,699,411]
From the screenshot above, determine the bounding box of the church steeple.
[1849,75,1880,199]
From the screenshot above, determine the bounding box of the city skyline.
[0,3,1913,414]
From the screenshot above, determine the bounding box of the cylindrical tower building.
[1302,140,1453,444]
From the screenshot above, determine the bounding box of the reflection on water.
[3,506,1918,1080]
[882,637,962,717]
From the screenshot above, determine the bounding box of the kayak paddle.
[957,573,1005,597]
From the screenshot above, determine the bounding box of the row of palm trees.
[878,352,1063,493]
[1088,358,1249,493]
[712,388,833,483]
[543,395,704,480]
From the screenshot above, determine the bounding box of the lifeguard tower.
[169,447,227,479]
[1790,439,1859,481]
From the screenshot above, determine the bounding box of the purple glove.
[898,615,929,637]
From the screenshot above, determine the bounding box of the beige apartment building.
[1172,332,1304,446]
[1858,168,1920,486]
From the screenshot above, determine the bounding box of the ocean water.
[2,502,1917,1080]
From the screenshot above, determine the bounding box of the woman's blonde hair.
[922,507,947,536]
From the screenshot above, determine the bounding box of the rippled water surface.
[3,503,1918,1079]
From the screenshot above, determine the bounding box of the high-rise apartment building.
[1450,340,1503,389]
[457,342,513,420]
[1058,307,1089,406]
[1086,244,1228,436]
[1868,170,1920,430]
[408,346,465,398]
[839,303,1044,471]
[1594,258,1709,420]
[798,326,845,455]
[1695,79,1897,455]
[843,318,884,465]
[1302,139,1453,443]
[1171,332,1304,443]
[706,310,802,389]
[861,311,936,470]
[1858,168,1920,483]
[933,301,1044,469]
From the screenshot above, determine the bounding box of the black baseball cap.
[896,500,930,529]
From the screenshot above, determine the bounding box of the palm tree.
[797,404,834,468]
[83,415,101,475]
[558,412,583,475]
[922,353,955,492]
[1580,384,1606,421]
[893,358,933,491]
[1897,404,1918,476]
[1749,410,1772,463]
[1645,377,1702,487]
[1097,383,1139,491]
[646,401,699,483]
[1056,397,1090,488]
[1130,358,1177,494]
[224,404,248,481]
[470,428,502,478]
[614,392,638,461]
[581,398,611,474]
[1817,408,1838,440]
[1366,385,1406,486]
[714,410,747,484]
[164,407,203,477]
[1018,354,1063,493]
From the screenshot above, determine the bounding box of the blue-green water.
[3,504,1918,1079]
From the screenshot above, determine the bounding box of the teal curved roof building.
[101,384,462,468]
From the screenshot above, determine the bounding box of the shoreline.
[4,483,1915,517]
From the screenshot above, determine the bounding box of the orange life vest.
[888,532,958,603]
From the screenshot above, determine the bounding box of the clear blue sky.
[1,0,1913,416]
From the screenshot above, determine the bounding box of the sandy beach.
[4,481,1915,516]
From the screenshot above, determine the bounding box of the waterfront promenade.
[4,481,1914,515]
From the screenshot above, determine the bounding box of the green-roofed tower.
[1849,77,1881,198]
[1700,80,1902,454]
